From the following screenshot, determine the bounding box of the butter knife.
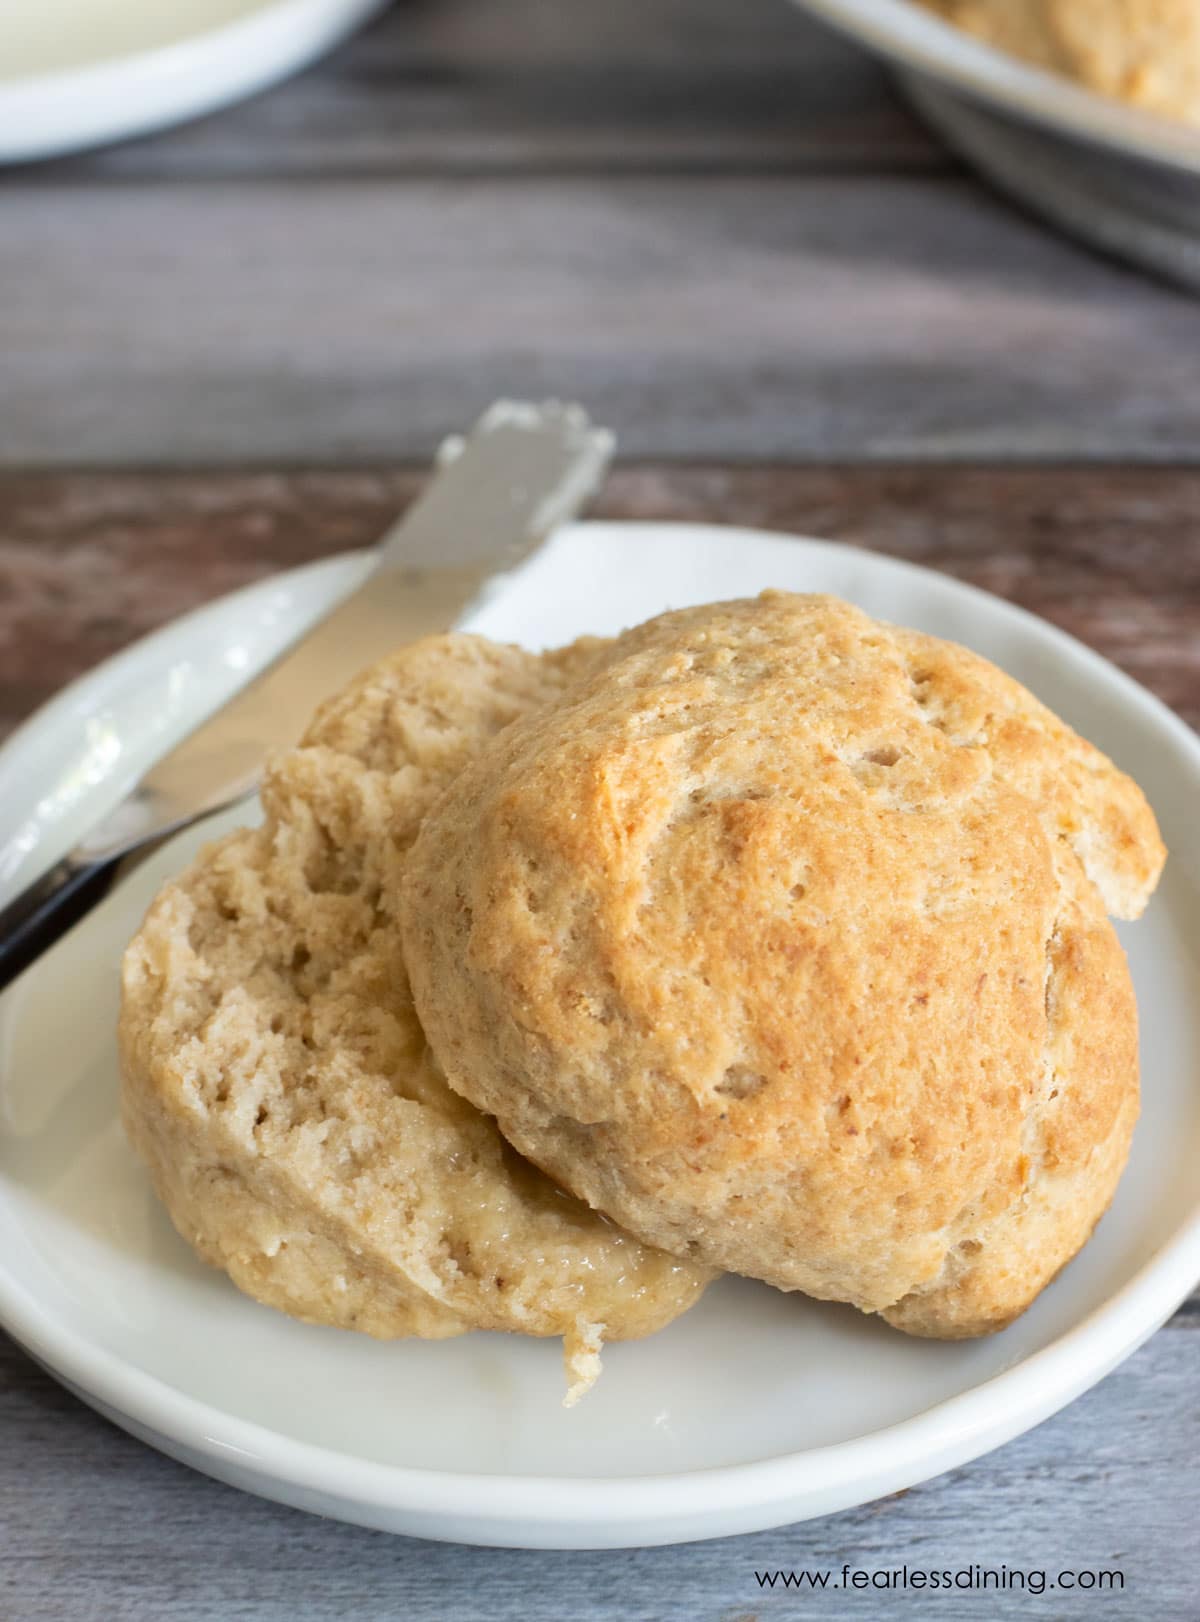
[0,399,614,989]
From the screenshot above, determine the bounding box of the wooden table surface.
[2,2,1198,1618]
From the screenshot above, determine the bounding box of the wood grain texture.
[2,0,1199,468]
[2,466,1197,738]
[4,174,1199,467]
[43,0,941,180]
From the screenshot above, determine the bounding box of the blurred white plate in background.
[792,0,1200,288]
[0,0,388,163]
[795,0,1200,171]
[1,523,1199,1547]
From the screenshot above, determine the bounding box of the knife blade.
[0,399,615,989]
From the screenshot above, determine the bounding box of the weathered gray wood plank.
[33,0,940,181]
[4,466,1198,736]
[1,1315,1197,1620]
[3,177,1199,467]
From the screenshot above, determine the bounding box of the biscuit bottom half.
[119,635,712,1403]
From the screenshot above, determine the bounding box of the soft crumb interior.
[119,634,710,1384]
[562,1320,605,1408]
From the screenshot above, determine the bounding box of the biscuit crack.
[714,1064,767,1100]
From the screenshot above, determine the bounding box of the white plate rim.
[1,520,1198,1544]
[0,0,388,165]
[794,0,1200,174]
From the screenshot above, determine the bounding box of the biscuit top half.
[401,593,1164,1320]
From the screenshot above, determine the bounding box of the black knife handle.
[0,854,122,992]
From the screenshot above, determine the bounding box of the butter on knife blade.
[0,399,615,989]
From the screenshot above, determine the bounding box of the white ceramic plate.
[795,0,1200,171]
[0,0,387,164]
[791,2,1200,289]
[1,522,1198,1549]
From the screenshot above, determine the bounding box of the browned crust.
[403,593,1163,1335]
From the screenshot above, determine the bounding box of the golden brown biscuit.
[919,0,1200,126]
[119,635,710,1399]
[402,594,1164,1337]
